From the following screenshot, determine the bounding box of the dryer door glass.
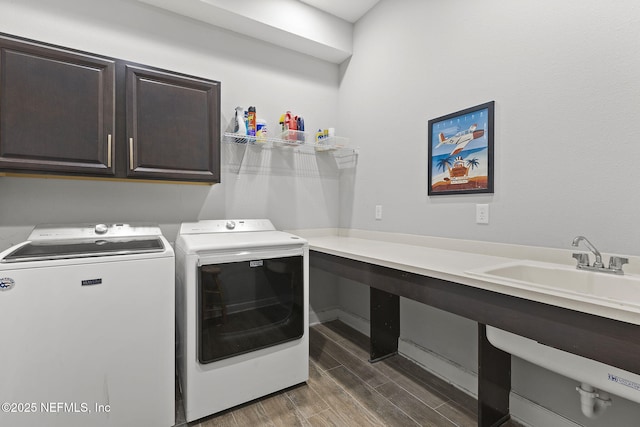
[197,255,304,364]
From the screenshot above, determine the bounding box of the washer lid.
[1,237,165,263]
[2,223,168,263]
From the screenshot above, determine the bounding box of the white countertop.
[295,229,640,326]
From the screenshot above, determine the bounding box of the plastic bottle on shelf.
[279,114,286,132]
[256,119,267,143]
[296,116,305,142]
[247,106,257,137]
[234,106,247,143]
[281,111,295,141]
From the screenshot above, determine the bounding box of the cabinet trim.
[0,172,213,185]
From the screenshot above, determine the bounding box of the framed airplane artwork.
[428,101,495,196]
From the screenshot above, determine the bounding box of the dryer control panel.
[179,219,276,235]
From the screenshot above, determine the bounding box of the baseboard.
[309,306,340,326]
[398,338,478,397]
[509,393,580,427]
[309,306,370,337]
[322,309,580,427]
[336,310,370,337]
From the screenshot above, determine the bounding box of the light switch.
[375,205,382,220]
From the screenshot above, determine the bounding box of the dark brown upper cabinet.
[125,65,220,183]
[0,36,116,175]
[0,34,221,184]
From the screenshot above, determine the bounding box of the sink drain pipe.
[576,383,612,418]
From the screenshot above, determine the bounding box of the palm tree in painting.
[466,157,480,171]
[437,157,453,173]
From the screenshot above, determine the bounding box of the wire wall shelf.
[223,131,358,176]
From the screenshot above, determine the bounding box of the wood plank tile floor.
[175,320,525,427]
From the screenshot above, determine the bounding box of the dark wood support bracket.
[369,287,400,362]
[478,323,511,427]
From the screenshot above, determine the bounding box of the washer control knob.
[226,221,236,230]
[95,224,109,235]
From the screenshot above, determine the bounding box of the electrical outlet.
[476,204,489,224]
[375,205,382,220]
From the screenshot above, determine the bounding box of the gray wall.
[338,0,640,256]
[0,0,342,247]
[336,0,640,425]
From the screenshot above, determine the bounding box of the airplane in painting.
[435,124,485,156]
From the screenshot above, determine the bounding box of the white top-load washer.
[0,223,175,427]
[175,219,309,422]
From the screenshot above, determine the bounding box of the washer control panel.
[27,223,163,241]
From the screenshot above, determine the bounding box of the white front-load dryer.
[175,219,309,422]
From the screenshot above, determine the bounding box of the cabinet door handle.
[107,134,112,168]
[129,138,134,170]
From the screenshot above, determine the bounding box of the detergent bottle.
[282,111,294,141]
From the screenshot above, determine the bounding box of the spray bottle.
[234,106,246,135]
[234,106,247,143]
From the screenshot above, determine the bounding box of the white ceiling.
[136,0,367,63]
[298,0,380,23]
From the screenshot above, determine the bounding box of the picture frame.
[427,101,494,196]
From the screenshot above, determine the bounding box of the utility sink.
[466,260,640,308]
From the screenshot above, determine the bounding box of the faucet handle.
[572,252,589,267]
[608,256,628,272]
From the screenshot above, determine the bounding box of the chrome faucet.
[572,236,603,268]
[571,236,628,275]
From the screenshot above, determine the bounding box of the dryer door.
[197,253,304,364]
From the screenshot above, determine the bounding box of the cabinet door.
[0,37,115,175]
[126,65,220,183]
